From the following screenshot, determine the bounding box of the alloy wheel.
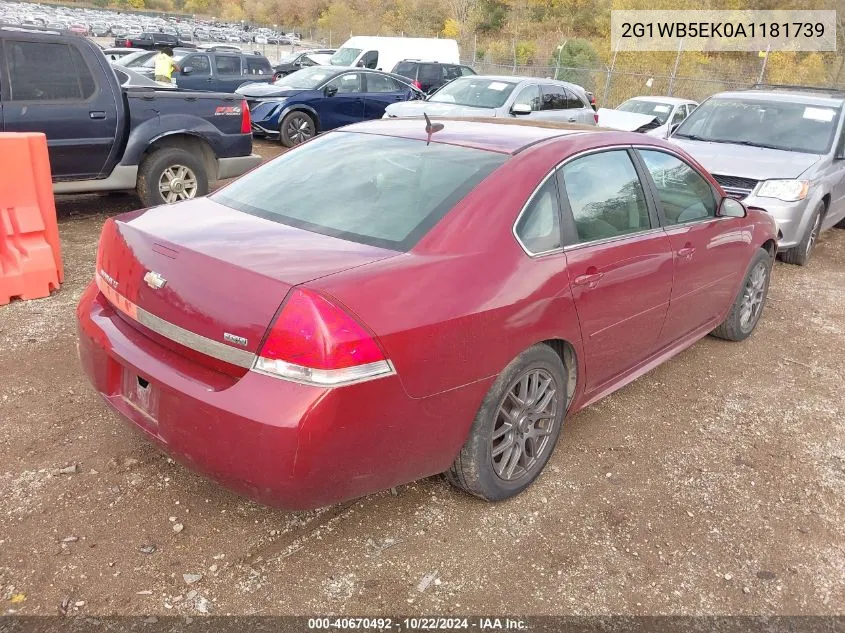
[286,114,314,145]
[739,261,768,331]
[158,165,198,203]
[491,368,558,481]
[806,212,822,258]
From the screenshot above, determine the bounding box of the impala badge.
[224,333,248,347]
[143,271,167,290]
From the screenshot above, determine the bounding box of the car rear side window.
[638,150,716,225]
[5,41,96,101]
[246,57,272,75]
[515,177,561,255]
[215,55,241,74]
[561,150,651,244]
[213,132,507,251]
[365,73,401,93]
[393,62,416,78]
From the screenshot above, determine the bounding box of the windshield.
[273,66,335,88]
[429,77,517,109]
[213,132,507,251]
[330,47,362,66]
[617,99,673,124]
[278,52,300,64]
[674,97,840,154]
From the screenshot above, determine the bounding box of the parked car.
[384,76,597,126]
[391,60,476,93]
[68,22,89,36]
[115,31,180,50]
[670,85,845,265]
[77,118,777,510]
[175,50,273,92]
[330,36,459,73]
[598,96,697,136]
[272,49,335,80]
[0,25,260,206]
[238,66,422,147]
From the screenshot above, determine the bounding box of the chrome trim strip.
[562,227,666,252]
[96,273,256,369]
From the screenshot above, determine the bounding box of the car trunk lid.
[96,197,399,373]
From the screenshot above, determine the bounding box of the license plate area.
[121,369,160,423]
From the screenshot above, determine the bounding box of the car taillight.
[126,39,132,47]
[594,112,599,124]
[240,99,251,134]
[412,80,422,90]
[253,288,394,386]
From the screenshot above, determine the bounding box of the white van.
[330,36,460,73]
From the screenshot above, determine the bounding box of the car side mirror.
[511,103,532,116]
[718,197,747,218]
[325,85,338,97]
[181,66,193,75]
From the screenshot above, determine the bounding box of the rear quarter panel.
[120,90,252,165]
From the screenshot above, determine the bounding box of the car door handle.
[568,117,577,122]
[573,269,605,288]
[678,245,696,259]
[206,77,214,82]
[89,111,106,120]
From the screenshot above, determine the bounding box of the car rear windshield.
[429,77,518,108]
[674,97,841,154]
[393,62,416,78]
[212,132,507,251]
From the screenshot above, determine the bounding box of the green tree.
[551,38,599,83]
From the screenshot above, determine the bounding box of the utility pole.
[757,45,771,84]
[603,46,619,106]
[667,38,683,96]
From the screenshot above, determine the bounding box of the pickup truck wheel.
[280,111,315,147]
[137,149,208,207]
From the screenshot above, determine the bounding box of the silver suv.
[669,86,845,265]
[383,75,597,126]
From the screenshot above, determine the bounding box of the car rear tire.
[779,202,823,266]
[280,111,316,148]
[137,148,208,207]
[711,247,773,342]
[445,344,567,502]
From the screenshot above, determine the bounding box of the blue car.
[237,66,422,147]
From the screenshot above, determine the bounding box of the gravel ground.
[1,140,844,617]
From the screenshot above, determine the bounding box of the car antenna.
[423,113,444,146]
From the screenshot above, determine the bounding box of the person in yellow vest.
[154,47,178,84]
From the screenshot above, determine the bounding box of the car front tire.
[711,247,773,342]
[779,201,824,266]
[445,344,567,502]
[279,111,316,148]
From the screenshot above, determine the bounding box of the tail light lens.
[126,39,132,47]
[253,288,394,387]
[412,80,422,90]
[240,99,251,134]
[594,112,599,124]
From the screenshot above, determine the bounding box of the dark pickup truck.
[0,26,261,206]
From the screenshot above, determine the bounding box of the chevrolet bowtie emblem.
[143,271,167,290]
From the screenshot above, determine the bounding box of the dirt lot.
[1,139,844,617]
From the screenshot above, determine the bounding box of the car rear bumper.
[217,153,262,180]
[76,282,486,509]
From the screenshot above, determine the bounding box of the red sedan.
[77,119,777,509]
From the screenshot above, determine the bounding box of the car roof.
[626,95,697,105]
[449,74,585,90]
[339,118,610,155]
[714,89,845,107]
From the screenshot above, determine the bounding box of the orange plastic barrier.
[0,133,63,305]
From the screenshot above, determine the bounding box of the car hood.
[236,83,306,98]
[385,101,497,118]
[669,138,824,179]
[597,108,658,132]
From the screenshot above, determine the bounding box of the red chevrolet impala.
[77,119,778,509]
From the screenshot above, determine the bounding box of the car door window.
[460,66,477,76]
[670,106,686,127]
[4,40,95,101]
[514,177,561,254]
[246,57,272,75]
[563,88,585,110]
[326,72,362,94]
[685,104,697,117]
[513,84,541,112]
[359,50,378,69]
[186,54,210,75]
[365,73,401,93]
[215,55,241,75]
[638,150,717,225]
[541,85,567,110]
[418,64,440,86]
[561,151,651,243]
[443,65,462,81]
